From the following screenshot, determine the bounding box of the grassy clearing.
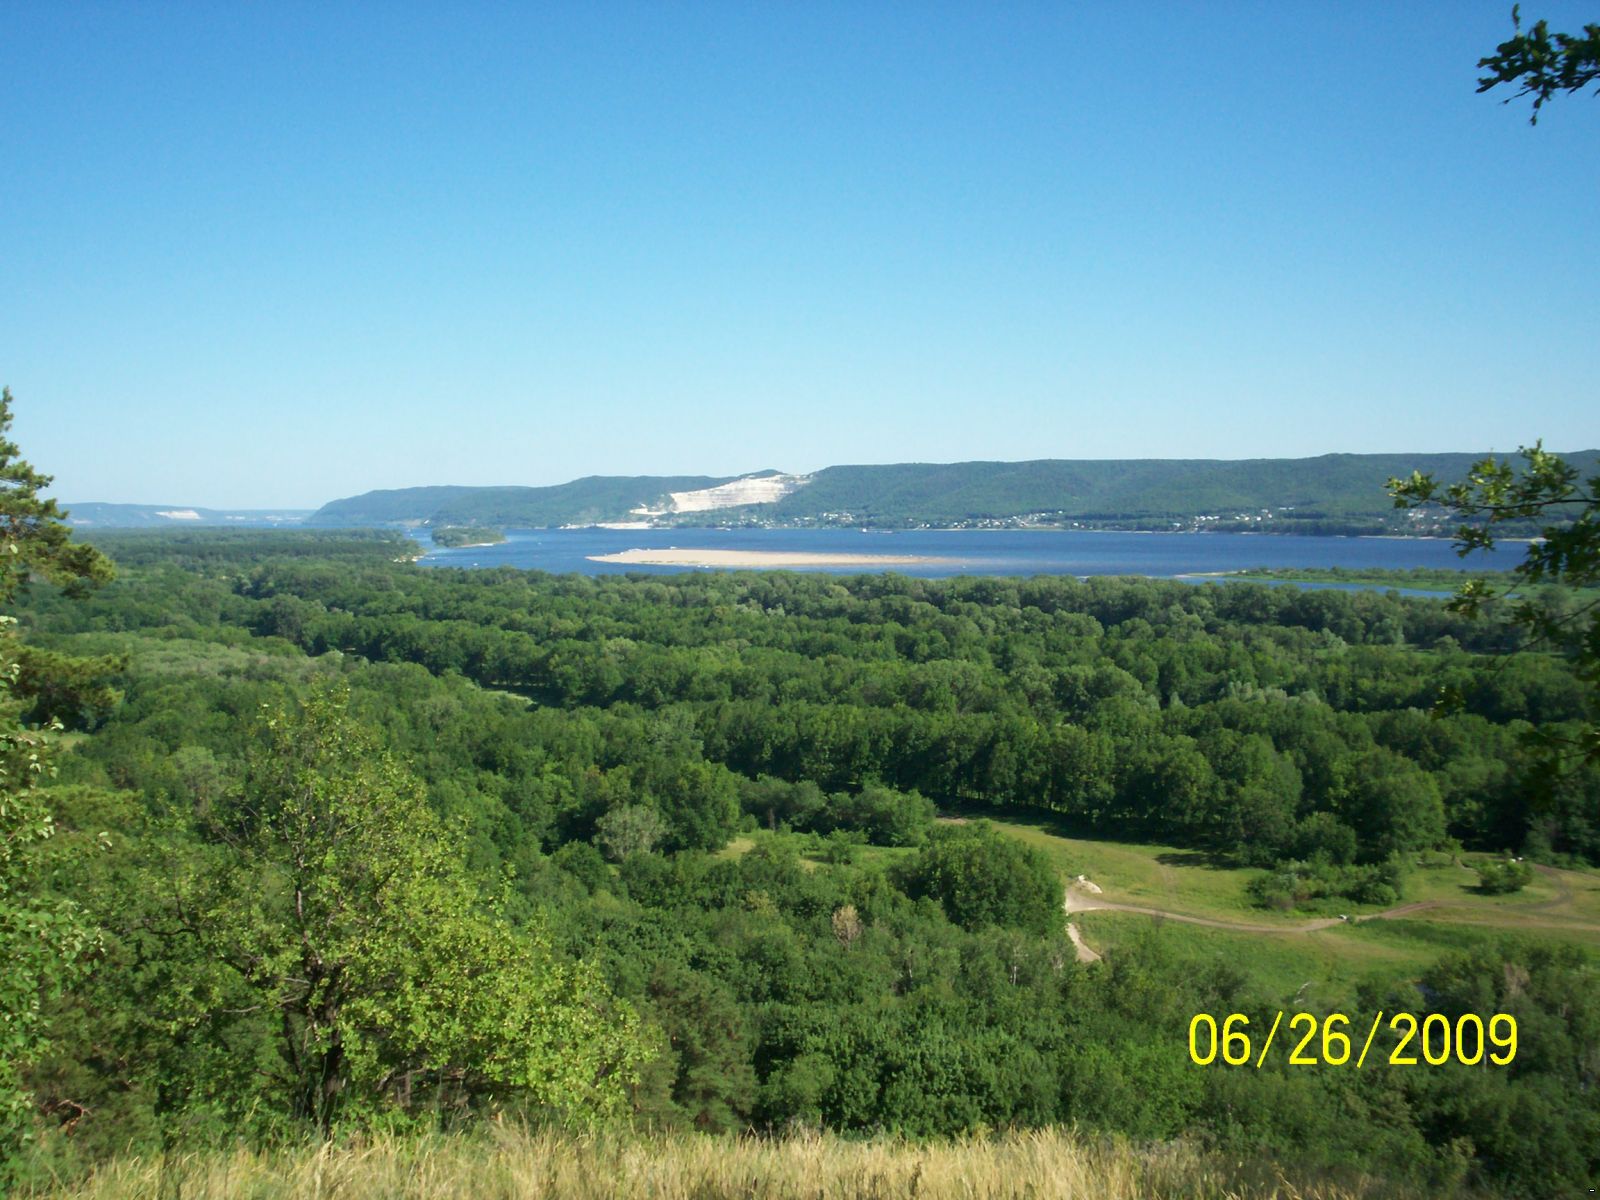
[1070,907,1592,1009]
[721,815,1598,997]
[846,843,918,870]
[987,815,1599,1003]
[1072,911,1413,1006]
[719,831,920,874]
[986,814,1293,925]
[12,1127,1409,1200]
[988,812,1600,932]
[1407,857,1600,915]
[714,835,758,860]
[717,815,1600,939]
[1403,859,1559,909]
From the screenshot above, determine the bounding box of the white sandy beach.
[587,548,960,568]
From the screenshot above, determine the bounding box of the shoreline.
[568,525,1504,541]
[501,521,1527,543]
[586,548,961,568]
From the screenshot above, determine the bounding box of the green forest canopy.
[9,524,1598,1193]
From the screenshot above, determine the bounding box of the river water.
[413,527,1498,592]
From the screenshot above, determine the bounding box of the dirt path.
[1061,885,1452,957]
[1067,892,1352,933]
[1065,921,1101,963]
[1526,863,1575,911]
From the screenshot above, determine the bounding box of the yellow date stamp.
[1187,1011,1518,1068]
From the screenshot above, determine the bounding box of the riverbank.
[587,547,961,568]
[431,525,507,549]
[1202,566,1518,591]
[415,527,1511,580]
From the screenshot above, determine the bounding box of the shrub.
[1246,857,1405,911]
[1474,857,1534,894]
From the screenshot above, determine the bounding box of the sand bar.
[587,547,960,568]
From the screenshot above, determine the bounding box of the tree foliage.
[1389,442,1600,765]
[0,388,113,1167]
[900,823,1060,934]
[1478,6,1600,123]
[10,530,1600,1191]
[0,390,114,606]
[169,687,644,1132]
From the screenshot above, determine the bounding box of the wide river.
[414,527,1499,590]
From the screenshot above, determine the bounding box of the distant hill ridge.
[309,473,780,527]
[64,503,312,528]
[305,452,1599,533]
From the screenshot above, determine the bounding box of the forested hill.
[307,451,1600,532]
[308,474,755,527]
[768,453,1600,527]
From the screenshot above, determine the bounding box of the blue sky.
[4,3,1596,508]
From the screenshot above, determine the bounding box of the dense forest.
[431,526,507,548]
[5,524,1596,1196]
[305,451,1600,532]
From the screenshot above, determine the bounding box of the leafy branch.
[1478,5,1600,123]
[1389,443,1600,763]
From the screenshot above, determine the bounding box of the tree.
[1478,6,1600,123]
[631,962,755,1132]
[899,822,1061,935]
[171,687,645,1132]
[0,388,114,1165]
[1389,444,1600,765]
[595,803,667,860]
[0,684,99,1166]
[1333,747,1446,862]
[0,390,113,604]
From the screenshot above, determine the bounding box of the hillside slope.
[766,452,1600,525]
[308,474,757,526]
[306,451,1600,531]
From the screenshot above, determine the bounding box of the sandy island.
[587,548,960,569]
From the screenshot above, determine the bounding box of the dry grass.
[16,1127,1397,1200]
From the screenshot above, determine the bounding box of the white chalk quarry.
[633,473,810,517]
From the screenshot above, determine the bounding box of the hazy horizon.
[58,445,1600,513]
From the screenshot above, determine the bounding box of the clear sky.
[4,2,1597,509]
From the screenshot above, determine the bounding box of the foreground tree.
[0,389,114,1166]
[1478,6,1600,123]
[1389,443,1599,765]
[169,687,646,1132]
